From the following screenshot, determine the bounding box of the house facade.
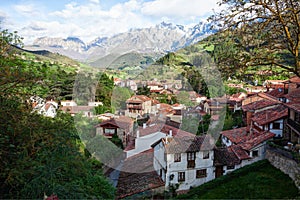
[95,116,133,146]
[152,135,215,192]
[125,95,153,118]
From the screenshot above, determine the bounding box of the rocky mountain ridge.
[27,21,216,62]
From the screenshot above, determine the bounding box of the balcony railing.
[287,118,300,133]
[127,104,142,109]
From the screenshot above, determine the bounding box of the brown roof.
[97,115,132,129]
[163,135,215,154]
[138,123,195,138]
[284,88,300,102]
[229,145,251,160]
[221,127,249,144]
[242,99,278,112]
[60,106,94,114]
[289,76,300,84]
[222,127,275,150]
[214,147,241,166]
[252,105,288,126]
[117,149,164,199]
[239,131,275,150]
[126,95,151,103]
[266,88,285,98]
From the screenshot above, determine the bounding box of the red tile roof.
[252,105,288,126]
[239,131,275,150]
[242,99,278,112]
[229,145,251,160]
[117,149,164,199]
[126,95,152,103]
[266,88,285,98]
[60,106,94,113]
[284,88,300,102]
[221,127,249,144]
[221,127,275,151]
[162,135,215,154]
[214,147,241,166]
[96,116,133,132]
[289,76,300,84]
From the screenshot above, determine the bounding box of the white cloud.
[141,0,220,18]
[13,4,41,17]
[89,0,100,4]
[3,0,221,44]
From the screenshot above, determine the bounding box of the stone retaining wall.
[266,147,300,190]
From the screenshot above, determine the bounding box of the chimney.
[143,123,147,129]
[169,129,173,137]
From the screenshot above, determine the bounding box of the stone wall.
[266,146,300,190]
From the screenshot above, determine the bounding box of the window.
[104,128,115,134]
[187,152,196,168]
[187,152,196,161]
[174,153,181,162]
[272,122,280,129]
[196,169,207,178]
[203,151,209,159]
[178,172,185,182]
[227,165,235,170]
[252,150,259,157]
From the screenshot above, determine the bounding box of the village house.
[60,106,95,117]
[251,104,287,137]
[220,127,275,170]
[284,87,300,144]
[60,100,77,107]
[125,95,153,118]
[125,120,193,158]
[152,134,215,192]
[30,96,58,118]
[95,116,134,146]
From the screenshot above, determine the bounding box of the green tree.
[209,0,300,76]
[0,28,115,199]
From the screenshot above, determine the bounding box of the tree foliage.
[209,0,300,76]
[0,28,115,199]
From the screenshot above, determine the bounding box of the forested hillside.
[0,28,115,199]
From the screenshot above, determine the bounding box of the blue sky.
[0,0,222,44]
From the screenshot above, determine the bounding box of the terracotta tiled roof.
[242,99,278,112]
[138,123,195,138]
[285,102,300,113]
[221,127,249,144]
[138,123,164,137]
[252,105,288,126]
[214,147,241,166]
[229,145,251,160]
[289,76,300,84]
[60,106,94,113]
[163,135,215,154]
[117,149,164,199]
[266,88,285,98]
[126,95,152,103]
[96,116,133,130]
[239,131,275,150]
[284,88,300,102]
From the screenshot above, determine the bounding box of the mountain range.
[25,20,216,67]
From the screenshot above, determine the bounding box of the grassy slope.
[176,160,299,199]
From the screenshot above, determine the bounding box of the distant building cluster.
[29,76,300,198]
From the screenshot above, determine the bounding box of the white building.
[152,134,215,192]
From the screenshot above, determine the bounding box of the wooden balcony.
[287,118,300,133]
[127,104,142,109]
